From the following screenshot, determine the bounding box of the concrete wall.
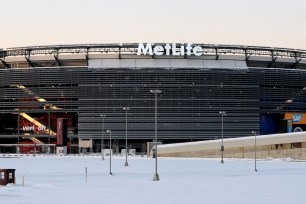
[157,132,306,160]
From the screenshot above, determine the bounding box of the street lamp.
[100,114,106,160]
[219,111,226,164]
[150,89,162,181]
[106,129,112,175]
[123,107,129,166]
[252,131,258,172]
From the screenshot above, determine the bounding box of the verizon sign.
[22,125,46,131]
[137,43,203,56]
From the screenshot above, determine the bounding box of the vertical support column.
[48,112,51,154]
[17,113,20,136]
[17,113,20,154]
[48,112,51,135]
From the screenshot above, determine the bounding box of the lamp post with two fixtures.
[106,129,112,175]
[150,89,162,181]
[123,107,129,166]
[219,111,226,164]
[252,131,258,172]
[100,114,106,160]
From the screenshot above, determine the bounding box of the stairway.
[20,113,56,136]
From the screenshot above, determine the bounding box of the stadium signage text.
[22,125,46,132]
[293,114,303,122]
[137,43,203,56]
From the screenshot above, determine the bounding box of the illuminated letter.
[137,43,153,55]
[193,46,203,56]
[172,43,180,56]
[165,44,171,55]
[180,44,185,55]
[154,45,164,56]
[186,43,193,56]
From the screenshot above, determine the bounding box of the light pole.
[252,131,258,172]
[150,89,162,181]
[123,107,129,166]
[70,136,72,154]
[106,129,112,175]
[219,111,226,164]
[100,114,106,160]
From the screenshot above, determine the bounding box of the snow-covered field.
[1,155,306,204]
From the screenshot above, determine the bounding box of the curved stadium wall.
[0,43,305,151]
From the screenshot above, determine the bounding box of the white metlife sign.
[137,43,203,56]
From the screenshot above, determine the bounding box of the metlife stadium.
[0,43,306,152]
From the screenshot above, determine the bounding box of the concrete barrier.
[157,132,306,160]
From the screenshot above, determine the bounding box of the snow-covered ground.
[1,155,306,204]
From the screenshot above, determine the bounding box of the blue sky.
[1,0,306,49]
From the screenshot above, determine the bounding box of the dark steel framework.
[0,44,306,148]
[1,43,306,69]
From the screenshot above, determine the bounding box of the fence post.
[85,167,87,183]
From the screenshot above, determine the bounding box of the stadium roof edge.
[3,43,306,53]
[1,43,306,70]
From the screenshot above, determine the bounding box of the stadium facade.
[0,43,306,153]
